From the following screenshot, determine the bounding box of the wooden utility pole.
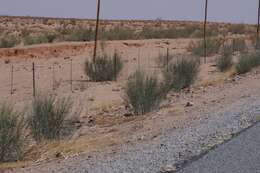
[257,0,260,49]
[32,62,36,98]
[204,0,208,63]
[93,0,101,62]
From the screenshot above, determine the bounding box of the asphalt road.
[178,122,260,173]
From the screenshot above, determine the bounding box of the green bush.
[190,38,222,57]
[101,27,136,40]
[217,46,233,72]
[85,51,123,82]
[164,57,200,91]
[125,71,165,115]
[228,24,246,35]
[236,51,260,74]
[0,103,26,162]
[0,35,19,48]
[27,95,73,141]
[66,28,94,42]
[23,33,57,45]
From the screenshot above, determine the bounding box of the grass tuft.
[0,103,26,162]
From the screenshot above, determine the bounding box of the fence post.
[204,0,208,63]
[52,63,55,91]
[10,64,14,95]
[138,48,141,70]
[32,62,36,98]
[70,59,73,92]
[166,47,169,72]
[114,50,117,81]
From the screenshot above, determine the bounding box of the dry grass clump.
[236,51,260,74]
[125,71,166,115]
[217,45,233,72]
[85,51,123,82]
[0,103,26,162]
[189,38,222,57]
[163,57,200,91]
[27,94,73,141]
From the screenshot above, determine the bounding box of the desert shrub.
[0,103,26,162]
[163,57,200,91]
[125,71,166,115]
[27,95,73,141]
[0,35,19,48]
[101,27,136,40]
[189,38,222,56]
[236,51,260,74]
[66,28,94,42]
[232,38,247,52]
[85,51,123,82]
[23,33,57,45]
[217,46,233,72]
[228,24,246,35]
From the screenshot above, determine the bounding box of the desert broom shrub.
[27,95,73,141]
[236,51,260,74]
[189,38,222,57]
[0,103,26,162]
[217,45,233,72]
[164,57,200,92]
[85,51,123,82]
[125,71,166,115]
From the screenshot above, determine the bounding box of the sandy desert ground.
[0,16,259,172]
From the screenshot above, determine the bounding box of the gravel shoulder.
[10,69,260,173]
[178,122,260,173]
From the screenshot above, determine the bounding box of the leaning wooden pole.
[203,0,208,63]
[93,0,101,62]
[256,0,260,49]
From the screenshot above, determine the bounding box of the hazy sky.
[1,0,259,24]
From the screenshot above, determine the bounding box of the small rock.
[4,59,10,64]
[160,164,177,173]
[185,101,194,107]
[55,152,65,158]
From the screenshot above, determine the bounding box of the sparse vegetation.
[217,45,233,72]
[0,103,26,162]
[189,38,222,57]
[236,51,260,74]
[27,94,73,141]
[85,51,123,82]
[228,24,246,35]
[232,37,247,53]
[125,70,166,115]
[0,35,19,48]
[163,57,200,91]
[23,33,57,45]
[66,28,94,42]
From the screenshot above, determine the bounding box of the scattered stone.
[185,101,194,107]
[123,112,134,117]
[160,164,177,173]
[112,88,120,92]
[4,59,10,64]
[55,152,65,159]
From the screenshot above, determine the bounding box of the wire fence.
[0,47,172,99]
